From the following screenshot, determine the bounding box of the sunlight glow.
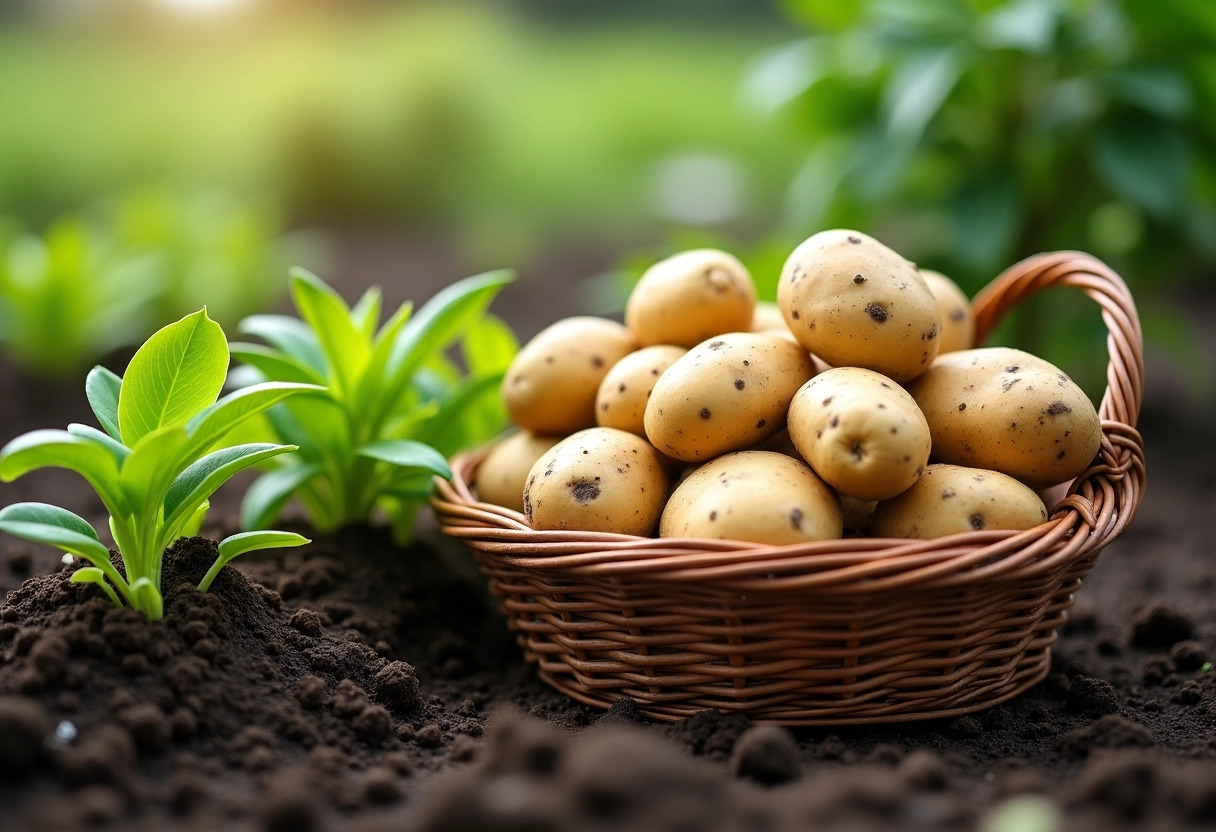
[156,0,251,13]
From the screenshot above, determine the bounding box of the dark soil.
[2,244,1215,830]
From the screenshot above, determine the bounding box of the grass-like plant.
[0,310,320,619]
[231,268,516,541]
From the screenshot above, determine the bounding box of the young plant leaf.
[118,309,229,446]
[355,440,452,479]
[184,381,325,461]
[238,315,328,375]
[181,500,209,538]
[119,426,188,517]
[0,502,113,566]
[229,343,326,386]
[462,313,519,377]
[128,577,163,620]
[66,423,130,466]
[350,286,383,340]
[70,567,123,608]
[85,366,123,440]
[290,268,368,396]
[163,443,297,530]
[0,430,122,508]
[240,462,323,530]
[197,529,310,592]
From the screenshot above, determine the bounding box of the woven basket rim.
[431,250,1146,593]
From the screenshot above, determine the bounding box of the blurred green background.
[0,0,1212,405]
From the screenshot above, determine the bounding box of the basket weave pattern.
[432,252,1146,725]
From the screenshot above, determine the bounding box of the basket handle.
[970,252,1146,536]
[970,251,1144,430]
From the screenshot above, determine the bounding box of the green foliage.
[750,0,1216,288]
[232,269,516,541]
[0,190,307,377]
[0,310,316,620]
[0,217,160,376]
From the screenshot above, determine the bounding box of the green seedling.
[0,216,161,376]
[0,310,320,619]
[231,267,516,541]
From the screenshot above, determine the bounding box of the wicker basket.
[431,251,1145,725]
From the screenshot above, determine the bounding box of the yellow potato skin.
[871,464,1048,539]
[474,432,562,513]
[906,347,1102,487]
[503,317,638,435]
[644,332,816,463]
[626,249,756,347]
[595,345,687,436]
[786,367,932,501]
[921,270,975,354]
[777,229,941,382]
[750,301,788,333]
[523,428,669,536]
[660,451,842,544]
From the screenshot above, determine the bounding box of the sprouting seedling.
[0,309,321,619]
[231,267,516,541]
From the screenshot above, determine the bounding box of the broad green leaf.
[182,500,209,538]
[70,567,123,608]
[383,472,437,501]
[0,502,111,565]
[355,439,451,479]
[350,286,383,340]
[184,381,325,461]
[289,268,368,397]
[740,38,822,117]
[67,423,130,466]
[461,314,518,377]
[85,366,123,440]
[951,173,1021,269]
[241,463,323,530]
[118,309,228,446]
[230,343,326,386]
[384,270,513,402]
[119,426,187,515]
[238,314,327,375]
[1104,65,1191,119]
[883,49,964,139]
[0,430,122,507]
[977,0,1060,53]
[781,0,862,31]
[1091,119,1187,218]
[414,372,506,456]
[163,442,297,530]
[199,530,310,593]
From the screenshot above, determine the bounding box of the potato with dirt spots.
[644,332,817,463]
[626,249,756,347]
[786,367,932,501]
[474,431,562,513]
[906,347,1102,487]
[595,345,687,436]
[777,229,941,382]
[660,451,842,544]
[503,317,638,435]
[523,427,669,535]
[921,269,974,354]
[871,464,1048,539]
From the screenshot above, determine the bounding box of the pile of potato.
[475,230,1103,544]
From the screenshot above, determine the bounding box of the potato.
[503,317,638,435]
[840,496,877,535]
[906,347,1102,487]
[644,332,816,462]
[921,269,974,354]
[523,427,669,535]
[626,249,756,347]
[660,451,842,544]
[871,464,1048,539]
[786,367,932,501]
[474,431,562,513]
[777,229,941,382]
[595,345,687,436]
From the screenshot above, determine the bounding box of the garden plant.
[0,309,316,619]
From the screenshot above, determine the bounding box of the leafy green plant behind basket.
[0,310,318,620]
[232,267,516,542]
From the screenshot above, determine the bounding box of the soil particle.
[291,607,325,637]
[417,723,445,748]
[259,772,324,832]
[1060,715,1155,756]
[898,750,949,790]
[353,704,393,743]
[119,702,173,752]
[373,660,422,712]
[0,696,51,776]
[1129,601,1195,647]
[729,725,800,785]
[362,765,404,804]
[1065,676,1120,717]
[1170,640,1210,671]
